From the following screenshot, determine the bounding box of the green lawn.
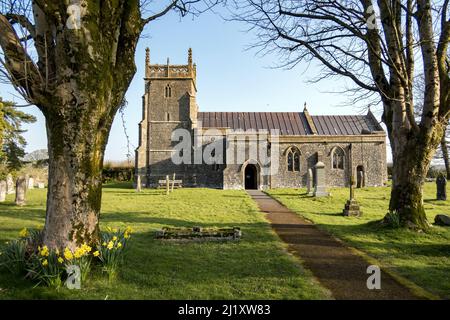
[267,183,450,299]
[0,184,331,300]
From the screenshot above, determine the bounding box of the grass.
[267,182,450,299]
[0,183,331,300]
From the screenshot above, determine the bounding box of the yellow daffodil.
[124,233,130,239]
[102,242,107,246]
[58,257,64,264]
[55,248,60,255]
[112,236,118,241]
[42,259,48,266]
[112,228,118,233]
[40,246,49,257]
[19,228,28,238]
[64,248,73,261]
[116,242,122,248]
[93,251,100,257]
[107,241,114,250]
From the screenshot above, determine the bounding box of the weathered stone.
[313,161,329,197]
[37,182,45,189]
[0,180,6,202]
[135,175,142,192]
[306,168,314,195]
[434,214,450,226]
[27,177,34,189]
[436,175,447,200]
[343,199,362,217]
[135,49,387,190]
[15,177,27,206]
[6,174,14,194]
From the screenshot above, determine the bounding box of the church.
[135,49,387,190]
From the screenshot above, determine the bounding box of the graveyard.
[0,182,449,299]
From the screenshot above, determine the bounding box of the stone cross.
[0,180,6,202]
[306,168,314,196]
[313,161,329,197]
[15,176,27,206]
[343,175,362,217]
[171,173,176,192]
[350,175,355,200]
[436,175,447,201]
[6,174,14,194]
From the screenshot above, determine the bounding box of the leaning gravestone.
[306,168,314,196]
[15,177,27,206]
[434,214,450,226]
[0,180,6,202]
[436,175,447,200]
[313,161,329,197]
[6,174,14,194]
[27,177,35,190]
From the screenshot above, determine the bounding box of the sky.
[0,6,391,162]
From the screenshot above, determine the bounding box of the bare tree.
[0,0,220,250]
[233,0,449,229]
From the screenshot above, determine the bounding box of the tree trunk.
[388,127,440,230]
[42,102,111,250]
[440,133,450,179]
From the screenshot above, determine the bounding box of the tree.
[0,98,36,178]
[0,0,220,250]
[233,0,450,229]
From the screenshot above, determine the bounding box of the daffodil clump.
[97,226,133,280]
[1,226,133,287]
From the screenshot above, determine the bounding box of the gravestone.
[313,162,329,197]
[37,181,45,189]
[436,175,447,200]
[136,175,142,192]
[434,214,450,226]
[0,180,6,202]
[15,177,27,206]
[306,168,314,196]
[6,174,14,194]
[343,176,362,217]
[27,177,35,189]
[357,170,364,188]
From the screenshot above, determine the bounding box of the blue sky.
[0,7,389,161]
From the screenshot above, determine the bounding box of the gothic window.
[165,84,172,98]
[332,147,345,170]
[286,147,301,172]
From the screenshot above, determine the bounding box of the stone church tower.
[135,48,198,187]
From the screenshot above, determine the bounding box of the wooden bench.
[158,179,183,189]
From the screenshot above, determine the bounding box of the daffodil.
[19,228,28,238]
[107,241,114,250]
[112,236,118,241]
[93,251,100,257]
[116,242,122,248]
[102,242,107,246]
[42,259,48,266]
[64,248,73,261]
[58,257,64,264]
[40,246,49,257]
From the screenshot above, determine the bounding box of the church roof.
[197,112,384,136]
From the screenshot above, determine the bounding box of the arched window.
[165,84,172,98]
[332,147,345,170]
[286,147,301,172]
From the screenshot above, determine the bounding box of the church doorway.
[244,164,258,190]
[356,166,365,188]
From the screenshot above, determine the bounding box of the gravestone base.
[343,199,362,217]
[313,186,329,197]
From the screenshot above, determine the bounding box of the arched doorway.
[356,165,365,188]
[245,164,258,190]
